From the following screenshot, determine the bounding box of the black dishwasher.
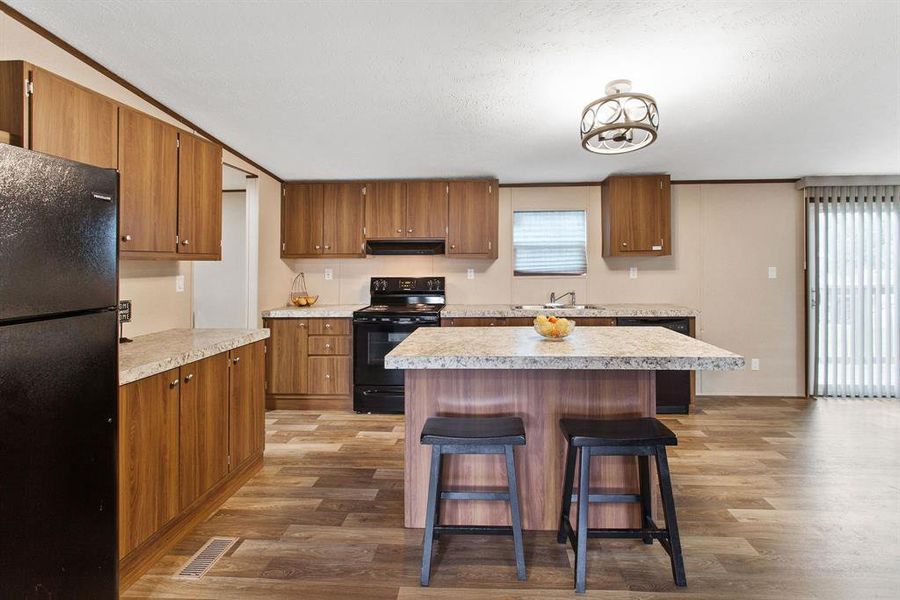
[617,317,693,414]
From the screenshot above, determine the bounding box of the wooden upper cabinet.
[118,369,180,557]
[601,174,671,257]
[30,67,119,169]
[366,181,407,238]
[118,107,179,255]
[282,183,324,257]
[229,341,265,470]
[323,182,366,256]
[407,180,449,238]
[178,354,229,510]
[448,179,498,258]
[177,132,223,259]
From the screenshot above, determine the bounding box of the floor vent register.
[175,537,239,579]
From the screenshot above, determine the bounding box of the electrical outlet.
[768,266,777,279]
[324,268,333,281]
[175,275,185,292]
[629,267,638,279]
[751,358,760,371]
[467,268,475,280]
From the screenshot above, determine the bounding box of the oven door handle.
[360,389,404,397]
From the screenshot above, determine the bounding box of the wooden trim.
[266,394,353,411]
[118,452,263,592]
[0,1,282,182]
[500,178,798,188]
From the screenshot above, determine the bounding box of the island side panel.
[404,368,655,530]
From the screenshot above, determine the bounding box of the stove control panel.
[369,277,444,294]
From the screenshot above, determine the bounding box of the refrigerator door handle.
[91,192,113,202]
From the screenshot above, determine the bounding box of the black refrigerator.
[0,144,119,598]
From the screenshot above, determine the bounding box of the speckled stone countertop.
[120,328,270,385]
[384,326,743,371]
[439,304,699,318]
[261,304,365,318]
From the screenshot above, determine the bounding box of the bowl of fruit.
[534,315,575,340]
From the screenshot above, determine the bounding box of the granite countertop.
[120,328,270,385]
[384,326,743,371]
[261,304,365,318]
[439,304,699,318]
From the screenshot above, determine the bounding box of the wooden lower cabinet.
[117,341,265,591]
[118,368,180,558]
[178,354,229,510]
[265,317,353,409]
[442,316,616,327]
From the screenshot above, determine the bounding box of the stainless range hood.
[365,240,446,255]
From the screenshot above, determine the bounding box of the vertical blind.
[513,210,587,276]
[806,185,899,398]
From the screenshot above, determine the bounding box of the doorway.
[192,163,259,328]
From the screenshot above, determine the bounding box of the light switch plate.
[629,267,638,279]
[768,266,777,279]
[324,268,333,281]
[751,358,760,371]
[467,268,475,280]
[175,275,185,292]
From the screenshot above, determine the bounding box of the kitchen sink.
[512,304,596,310]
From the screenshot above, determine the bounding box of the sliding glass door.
[806,185,899,398]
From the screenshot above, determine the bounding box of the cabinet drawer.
[308,335,350,356]
[308,356,351,395]
[308,318,350,335]
[577,317,617,326]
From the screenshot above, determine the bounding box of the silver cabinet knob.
[325,343,332,349]
[315,245,321,250]
[324,245,331,250]
[450,244,456,249]
[122,234,132,242]
[183,373,194,382]
[169,379,179,388]
[324,323,331,329]
[181,239,190,246]
[396,228,402,233]
[408,228,413,233]
[325,373,331,379]
[232,356,241,364]
[298,322,306,328]
[622,242,628,247]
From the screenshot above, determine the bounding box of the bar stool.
[419,416,526,586]
[557,417,685,593]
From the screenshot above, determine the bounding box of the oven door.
[353,321,424,387]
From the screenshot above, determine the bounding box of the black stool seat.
[560,417,677,447]
[421,416,526,446]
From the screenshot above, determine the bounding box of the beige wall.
[267,183,805,397]
[1,12,282,337]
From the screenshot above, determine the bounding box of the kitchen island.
[385,326,743,530]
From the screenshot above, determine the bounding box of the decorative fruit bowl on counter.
[289,294,319,307]
[534,315,576,340]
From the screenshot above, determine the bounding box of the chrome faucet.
[549,290,576,306]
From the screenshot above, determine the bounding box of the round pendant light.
[581,79,658,154]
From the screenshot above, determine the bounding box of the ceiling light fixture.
[581,79,658,154]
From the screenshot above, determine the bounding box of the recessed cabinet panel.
[177,132,223,258]
[407,180,449,238]
[118,107,178,254]
[30,67,118,169]
[367,181,407,238]
[282,184,324,257]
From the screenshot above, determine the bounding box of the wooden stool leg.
[638,455,653,544]
[575,447,591,594]
[655,446,686,587]
[505,445,526,581]
[557,440,577,544]
[420,445,442,586]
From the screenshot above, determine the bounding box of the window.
[513,210,587,276]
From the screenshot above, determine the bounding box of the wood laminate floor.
[125,397,900,599]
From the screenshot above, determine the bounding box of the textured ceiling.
[9,0,900,182]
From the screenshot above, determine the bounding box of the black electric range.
[353,277,445,413]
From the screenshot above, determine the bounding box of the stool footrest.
[433,525,514,536]
[586,527,668,540]
[441,490,510,501]
[570,493,641,504]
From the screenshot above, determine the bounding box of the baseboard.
[118,453,263,592]
[266,394,352,410]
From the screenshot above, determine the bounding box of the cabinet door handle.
[298,322,306,328]
[450,244,456,249]
[324,323,331,329]
[325,343,332,349]
[324,373,331,379]
[181,239,190,246]
[183,373,194,382]
[621,242,628,247]
[315,245,321,250]
[408,228,413,233]
[324,245,331,250]
[122,234,132,242]
[169,378,179,388]
[396,228,403,233]
[233,356,241,364]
